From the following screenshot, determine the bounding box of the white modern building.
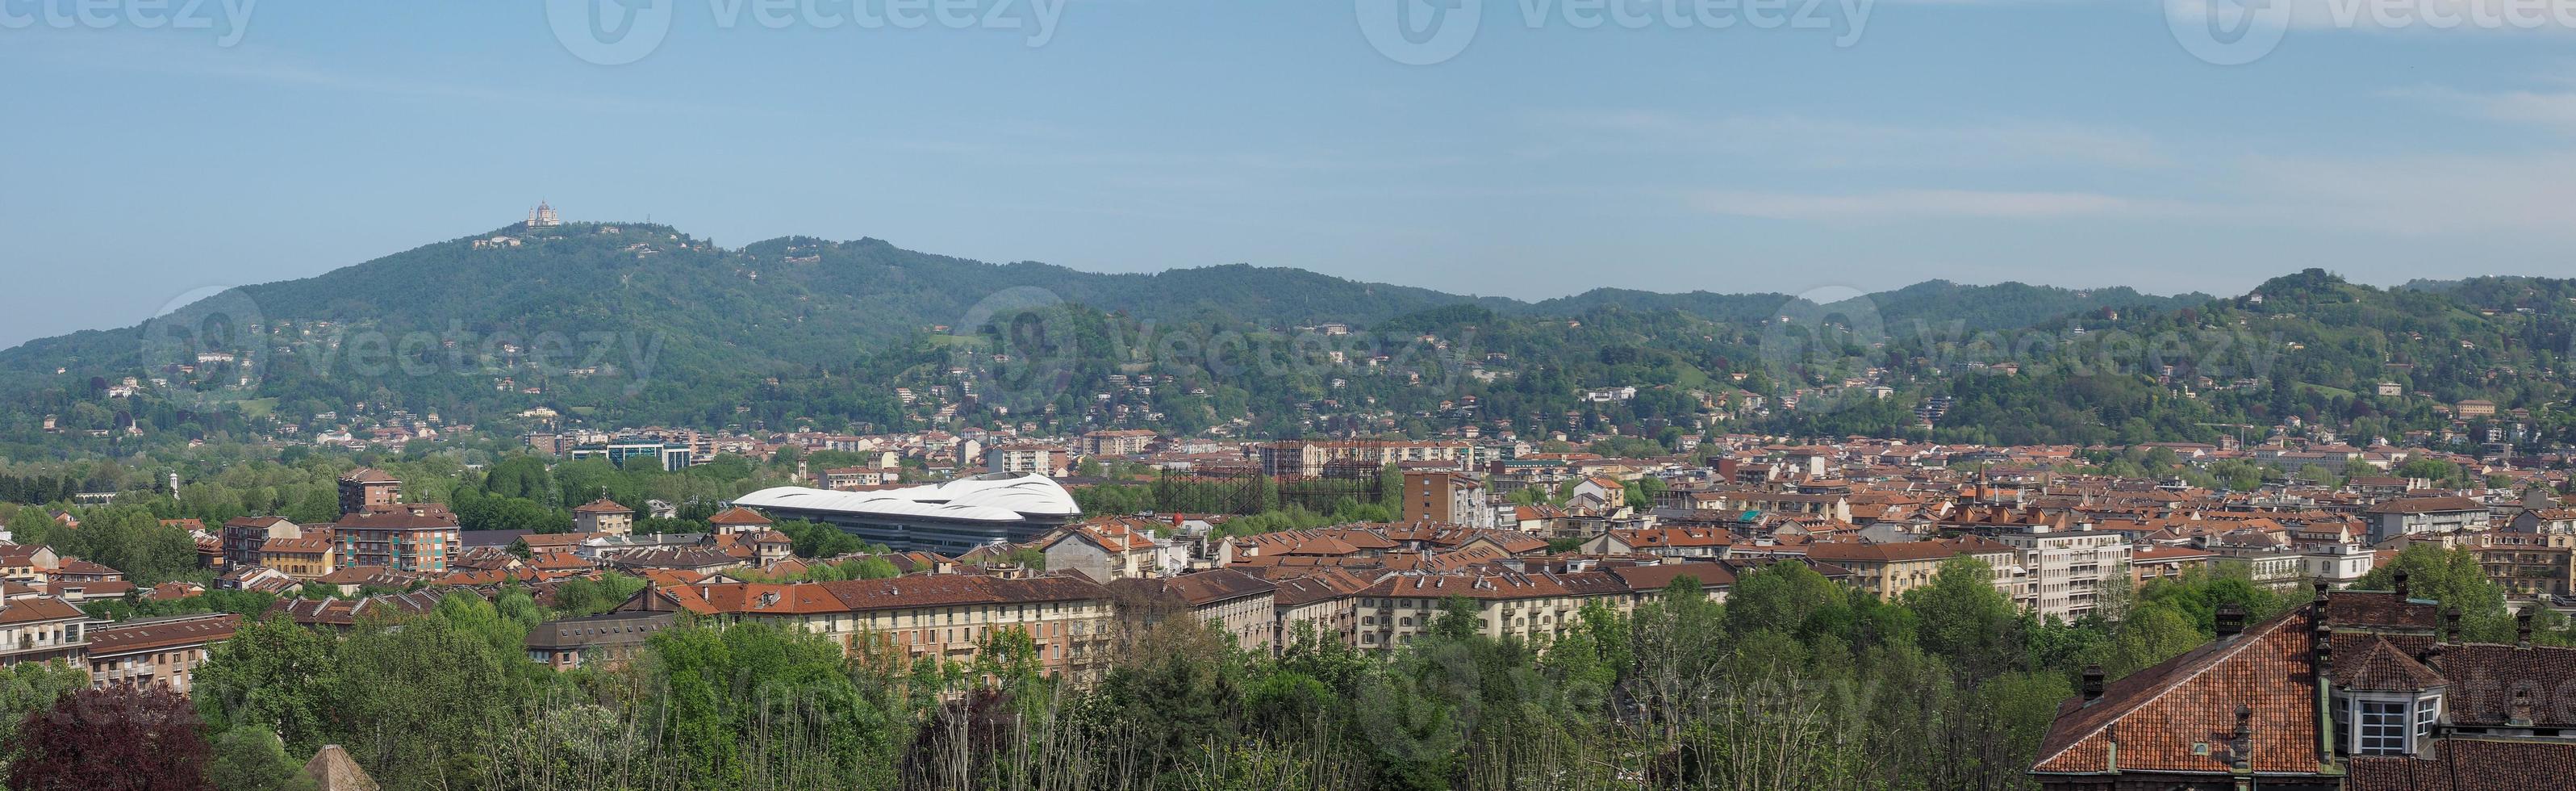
[734,472,1083,555]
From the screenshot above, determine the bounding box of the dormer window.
[2340,692,2442,755]
[2355,698,2408,755]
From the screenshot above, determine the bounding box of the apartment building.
[2364,496,2492,543]
[820,467,900,490]
[1111,568,1279,653]
[1401,471,1496,529]
[260,533,338,580]
[1801,541,1972,601]
[1038,519,1183,582]
[1354,571,1628,653]
[524,610,676,671]
[1257,439,1472,479]
[2470,535,2574,596]
[83,613,240,695]
[1079,429,1158,457]
[0,595,89,668]
[221,517,303,569]
[570,499,634,536]
[1996,530,2131,619]
[0,544,61,585]
[337,467,402,515]
[626,574,1121,680]
[1269,569,1371,649]
[331,504,461,572]
[986,444,1065,477]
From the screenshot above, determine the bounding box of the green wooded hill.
[5,222,2559,453]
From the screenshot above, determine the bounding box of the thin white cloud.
[1691,189,2172,220]
[2233,153,2576,236]
[1539,111,2173,170]
[2390,85,2576,132]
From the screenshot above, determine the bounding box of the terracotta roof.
[46,580,134,598]
[338,467,399,483]
[573,498,631,514]
[1605,563,1739,592]
[0,596,86,626]
[603,546,741,570]
[2365,496,2486,514]
[1111,568,1276,608]
[1267,570,1374,607]
[1801,541,1962,563]
[2338,638,2448,692]
[818,574,1107,612]
[264,534,335,553]
[708,506,772,525]
[303,744,382,791]
[332,511,458,530]
[2430,642,2576,727]
[2032,604,2321,776]
[2322,590,2440,631]
[85,613,241,658]
[2348,739,2576,790]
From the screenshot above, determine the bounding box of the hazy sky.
[4,1,2572,349]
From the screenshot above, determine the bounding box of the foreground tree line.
[8,546,2568,791]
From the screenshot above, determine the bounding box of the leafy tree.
[7,686,211,791]
[0,660,89,758]
[2105,602,2206,677]
[206,726,317,791]
[2355,544,2516,642]
[1902,556,2022,677]
[195,616,341,754]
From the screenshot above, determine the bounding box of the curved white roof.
[733,473,1080,523]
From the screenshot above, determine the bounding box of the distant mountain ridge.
[0,220,2335,450]
[0,221,2210,366]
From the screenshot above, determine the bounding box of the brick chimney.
[2394,569,2411,600]
[2215,604,2246,638]
[2081,665,2106,701]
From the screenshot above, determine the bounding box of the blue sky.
[3,0,2571,349]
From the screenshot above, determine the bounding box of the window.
[2415,696,2441,743]
[2356,699,2408,755]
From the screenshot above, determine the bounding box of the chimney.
[2518,610,2535,649]
[2215,604,2246,638]
[2510,688,2536,727]
[2394,569,2411,600]
[2081,665,2106,701]
[2313,580,2330,601]
[2442,608,2461,643]
[2231,704,2255,771]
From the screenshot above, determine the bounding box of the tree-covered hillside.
[2,221,2557,456]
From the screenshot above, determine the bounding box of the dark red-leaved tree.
[6,685,211,791]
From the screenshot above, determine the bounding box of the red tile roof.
[2032,604,2321,776]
